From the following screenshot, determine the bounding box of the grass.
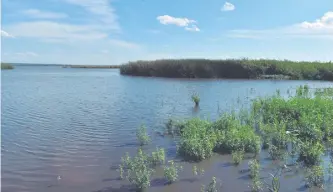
[116,85,333,191]
[120,59,333,81]
[1,63,14,70]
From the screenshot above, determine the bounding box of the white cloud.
[109,39,141,49]
[1,30,15,38]
[228,11,333,40]
[22,9,68,19]
[157,15,200,32]
[15,52,39,57]
[185,25,200,32]
[3,21,108,41]
[64,0,119,30]
[221,2,235,11]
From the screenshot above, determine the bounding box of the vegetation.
[1,63,14,70]
[201,176,219,192]
[115,86,333,191]
[120,59,333,81]
[163,160,183,184]
[232,150,244,165]
[136,125,150,146]
[191,94,200,106]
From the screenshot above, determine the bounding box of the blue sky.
[1,0,333,64]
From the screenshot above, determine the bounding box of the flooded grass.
[114,86,333,191]
[120,59,333,81]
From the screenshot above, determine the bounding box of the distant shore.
[62,65,120,69]
[1,63,14,70]
[120,59,333,81]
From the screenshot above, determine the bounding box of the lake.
[2,66,333,192]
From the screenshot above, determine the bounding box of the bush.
[304,165,324,188]
[163,160,183,184]
[136,125,150,146]
[299,141,324,166]
[232,150,245,165]
[149,147,165,166]
[249,159,260,179]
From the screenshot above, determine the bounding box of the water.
[1,66,332,192]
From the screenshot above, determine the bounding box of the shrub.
[163,160,183,184]
[268,144,286,160]
[177,118,216,161]
[124,149,154,191]
[232,150,245,165]
[250,177,263,192]
[191,94,200,106]
[249,159,260,179]
[136,125,150,146]
[192,165,205,176]
[304,165,324,188]
[201,176,218,192]
[149,147,165,166]
[299,141,324,166]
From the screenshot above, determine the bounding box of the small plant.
[136,125,150,146]
[250,177,263,192]
[268,144,286,160]
[192,165,205,176]
[304,165,324,188]
[191,94,200,106]
[249,159,260,179]
[232,150,244,165]
[201,176,218,192]
[149,147,165,166]
[163,160,183,184]
[118,164,124,180]
[124,149,154,191]
[299,141,323,166]
[264,170,281,192]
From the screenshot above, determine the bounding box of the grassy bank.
[63,65,120,69]
[1,63,14,70]
[120,59,333,81]
[115,86,333,191]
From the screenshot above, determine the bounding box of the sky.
[1,0,333,65]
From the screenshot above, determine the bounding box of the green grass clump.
[249,159,260,179]
[121,149,154,191]
[1,63,14,70]
[298,141,324,166]
[163,160,183,184]
[232,150,244,165]
[149,147,165,166]
[191,94,200,106]
[177,118,216,161]
[304,165,324,188]
[120,59,333,81]
[136,125,150,146]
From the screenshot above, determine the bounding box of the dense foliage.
[120,59,333,81]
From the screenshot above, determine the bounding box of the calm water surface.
[2,66,333,192]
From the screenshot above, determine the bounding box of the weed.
[232,150,245,165]
[118,164,124,180]
[268,144,286,160]
[201,176,218,192]
[250,177,263,192]
[299,141,324,166]
[136,125,150,146]
[191,94,200,106]
[149,147,165,166]
[163,160,183,184]
[249,159,260,179]
[304,165,324,188]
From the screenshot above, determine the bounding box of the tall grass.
[1,63,14,70]
[120,59,333,81]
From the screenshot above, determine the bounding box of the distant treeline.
[1,63,14,70]
[63,65,120,69]
[120,59,333,81]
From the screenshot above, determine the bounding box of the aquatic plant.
[120,59,333,81]
[201,176,219,192]
[298,141,324,166]
[136,125,150,146]
[232,150,244,165]
[149,147,165,166]
[124,149,154,191]
[118,164,124,180]
[163,160,183,184]
[177,118,216,161]
[249,159,260,179]
[191,94,200,106]
[304,165,324,188]
[192,165,205,176]
[264,170,281,192]
[268,144,286,160]
[250,177,263,192]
